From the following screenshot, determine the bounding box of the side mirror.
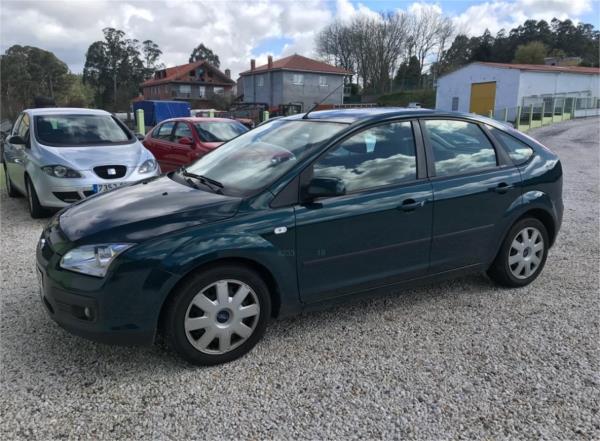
[178,136,194,146]
[7,135,26,145]
[304,177,346,200]
[135,133,145,141]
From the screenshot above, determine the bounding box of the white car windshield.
[34,115,132,147]
[184,119,347,196]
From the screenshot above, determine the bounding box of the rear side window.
[423,119,497,177]
[154,122,175,141]
[312,121,417,193]
[489,127,534,165]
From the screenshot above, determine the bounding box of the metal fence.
[488,96,600,132]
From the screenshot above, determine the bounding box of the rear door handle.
[492,182,512,194]
[399,198,425,212]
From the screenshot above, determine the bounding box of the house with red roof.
[141,61,235,106]
[237,54,352,112]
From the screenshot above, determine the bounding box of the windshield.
[185,119,347,196]
[34,114,132,147]
[195,121,248,143]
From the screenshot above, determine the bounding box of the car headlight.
[60,243,133,277]
[42,165,81,178]
[138,159,157,174]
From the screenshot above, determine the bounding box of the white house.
[436,62,600,120]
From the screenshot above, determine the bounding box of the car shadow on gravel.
[8,272,496,375]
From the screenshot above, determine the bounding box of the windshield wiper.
[180,167,224,192]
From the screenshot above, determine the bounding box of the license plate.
[92,182,124,193]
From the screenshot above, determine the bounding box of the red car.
[143,117,248,172]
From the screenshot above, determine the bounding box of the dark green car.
[37,108,563,365]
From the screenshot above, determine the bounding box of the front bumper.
[33,168,160,208]
[36,232,171,346]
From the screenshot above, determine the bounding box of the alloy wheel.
[184,279,260,354]
[508,227,544,279]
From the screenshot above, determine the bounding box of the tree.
[0,45,72,119]
[189,43,220,67]
[513,41,547,64]
[142,40,163,77]
[394,55,421,89]
[83,27,161,111]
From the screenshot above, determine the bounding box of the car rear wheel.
[487,217,549,287]
[4,164,20,198]
[25,176,48,218]
[164,265,271,366]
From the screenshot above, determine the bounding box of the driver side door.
[294,120,433,304]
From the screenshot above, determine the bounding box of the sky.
[0,0,598,78]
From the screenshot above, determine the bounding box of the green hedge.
[377,89,436,108]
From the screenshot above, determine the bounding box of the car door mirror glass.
[304,177,346,200]
[7,135,26,145]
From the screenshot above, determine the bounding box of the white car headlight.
[138,159,157,174]
[60,244,133,277]
[42,165,82,178]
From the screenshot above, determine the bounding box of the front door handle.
[399,198,425,212]
[492,182,512,194]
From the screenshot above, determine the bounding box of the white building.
[436,62,600,119]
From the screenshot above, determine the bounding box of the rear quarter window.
[489,127,534,165]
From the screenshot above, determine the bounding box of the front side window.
[185,119,347,196]
[18,114,30,139]
[488,127,534,165]
[292,74,304,85]
[194,121,248,143]
[154,122,175,141]
[424,119,497,177]
[312,122,417,193]
[12,114,24,136]
[34,114,131,147]
[174,122,193,142]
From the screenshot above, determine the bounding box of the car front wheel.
[25,176,47,218]
[488,217,549,287]
[164,265,271,366]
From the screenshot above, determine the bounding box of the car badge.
[107,168,116,175]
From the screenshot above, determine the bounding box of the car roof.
[281,107,498,125]
[24,107,112,116]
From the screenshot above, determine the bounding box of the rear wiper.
[180,167,224,192]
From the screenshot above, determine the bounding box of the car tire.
[164,264,271,366]
[487,217,549,287]
[25,176,48,218]
[4,164,20,198]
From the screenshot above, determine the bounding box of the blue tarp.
[133,100,191,126]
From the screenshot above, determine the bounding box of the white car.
[3,108,160,218]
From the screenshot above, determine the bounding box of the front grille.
[40,239,54,261]
[53,191,81,203]
[93,165,127,179]
[83,190,95,197]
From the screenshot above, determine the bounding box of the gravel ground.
[1,117,598,440]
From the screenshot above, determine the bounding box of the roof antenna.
[302,82,346,119]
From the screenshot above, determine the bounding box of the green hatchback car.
[37,108,563,365]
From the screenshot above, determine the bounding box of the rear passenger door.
[420,118,522,272]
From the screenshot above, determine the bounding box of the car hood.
[40,141,146,170]
[58,175,242,242]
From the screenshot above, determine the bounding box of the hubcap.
[184,279,260,355]
[508,227,544,280]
